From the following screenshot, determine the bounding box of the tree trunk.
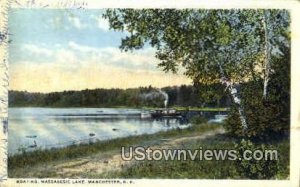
[218,63,248,130]
[262,10,270,100]
[227,83,248,130]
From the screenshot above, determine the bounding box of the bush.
[225,99,289,141]
[234,139,279,179]
[190,115,208,125]
[224,48,290,141]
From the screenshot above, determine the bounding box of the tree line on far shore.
[8,84,231,108]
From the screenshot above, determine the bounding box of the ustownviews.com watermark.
[121,146,278,161]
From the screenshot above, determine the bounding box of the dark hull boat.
[150,109,182,118]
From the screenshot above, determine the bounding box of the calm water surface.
[8,108,190,155]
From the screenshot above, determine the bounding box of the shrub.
[190,115,208,125]
[234,139,279,179]
[225,98,289,141]
[224,48,290,141]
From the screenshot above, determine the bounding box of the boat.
[26,135,37,138]
[151,109,182,118]
[141,112,152,118]
[89,133,95,137]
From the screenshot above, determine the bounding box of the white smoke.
[158,89,169,108]
[140,89,169,108]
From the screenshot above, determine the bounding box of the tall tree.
[260,10,290,100]
[103,9,290,130]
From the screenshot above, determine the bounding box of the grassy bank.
[8,123,220,172]
[98,135,289,179]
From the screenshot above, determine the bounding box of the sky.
[8,9,191,93]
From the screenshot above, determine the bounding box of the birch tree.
[103,9,290,131]
[261,10,290,100]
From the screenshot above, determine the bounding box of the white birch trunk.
[218,63,248,130]
[262,10,270,100]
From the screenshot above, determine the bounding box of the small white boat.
[141,112,152,118]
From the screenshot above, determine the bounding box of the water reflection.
[8,108,190,155]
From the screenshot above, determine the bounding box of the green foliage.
[104,9,289,86]
[104,8,290,137]
[234,139,279,179]
[224,48,290,141]
[190,115,208,125]
[9,84,230,108]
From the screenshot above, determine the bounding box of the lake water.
[8,108,190,155]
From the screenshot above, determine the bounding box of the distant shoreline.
[8,106,229,112]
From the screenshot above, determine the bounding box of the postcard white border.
[1,0,300,187]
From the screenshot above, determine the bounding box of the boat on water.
[151,109,181,118]
[141,112,152,119]
[89,133,95,137]
[26,135,37,138]
[143,109,182,118]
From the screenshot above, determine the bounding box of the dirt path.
[17,128,225,178]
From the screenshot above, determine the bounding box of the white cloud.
[23,44,53,57]
[68,16,87,29]
[56,49,77,65]
[22,42,159,71]
[48,17,62,27]
[89,14,110,31]
[68,41,97,53]
[96,17,110,31]
[67,41,158,70]
[12,42,191,92]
